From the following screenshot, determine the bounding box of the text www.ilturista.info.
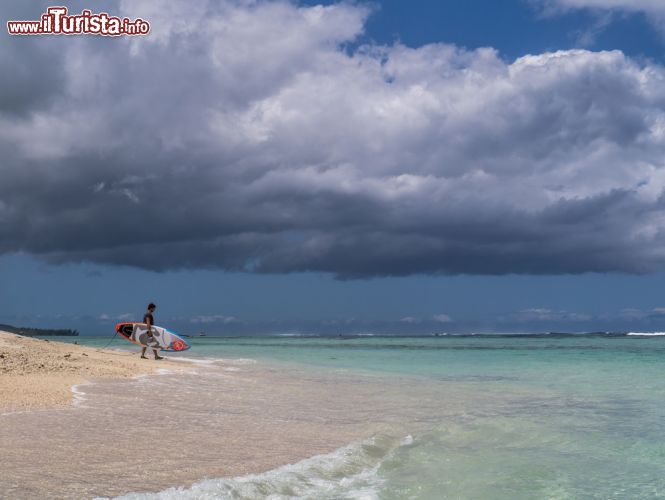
[7,6,150,36]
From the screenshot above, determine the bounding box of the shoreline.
[0,330,188,412]
[2,333,490,498]
[0,337,418,498]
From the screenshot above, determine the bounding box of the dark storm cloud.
[2,0,665,278]
[0,39,65,115]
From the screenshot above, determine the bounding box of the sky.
[2,0,665,335]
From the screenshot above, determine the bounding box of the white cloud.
[543,0,665,12]
[538,0,665,35]
[2,1,665,278]
[433,314,452,323]
[515,308,592,321]
[190,315,239,324]
[619,308,648,319]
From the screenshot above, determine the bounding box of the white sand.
[0,330,186,411]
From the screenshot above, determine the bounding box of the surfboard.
[115,322,191,352]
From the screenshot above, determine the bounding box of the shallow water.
[9,334,665,499]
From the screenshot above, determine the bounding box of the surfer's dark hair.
[147,303,156,310]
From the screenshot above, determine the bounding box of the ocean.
[59,334,665,498]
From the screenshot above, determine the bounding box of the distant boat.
[198,332,207,337]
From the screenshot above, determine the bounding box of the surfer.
[141,303,163,360]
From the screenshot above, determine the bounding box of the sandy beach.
[0,333,419,498]
[0,330,185,412]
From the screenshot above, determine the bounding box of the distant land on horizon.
[0,324,79,337]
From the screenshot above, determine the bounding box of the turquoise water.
[75,334,665,499]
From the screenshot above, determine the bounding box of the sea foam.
[105,434,409,500]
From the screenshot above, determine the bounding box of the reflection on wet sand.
[0,357,494,499]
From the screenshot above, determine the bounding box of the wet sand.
[0,331,186,411]
[1,362,377,498]
[0,348,493,499]
[0,333,505,499]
